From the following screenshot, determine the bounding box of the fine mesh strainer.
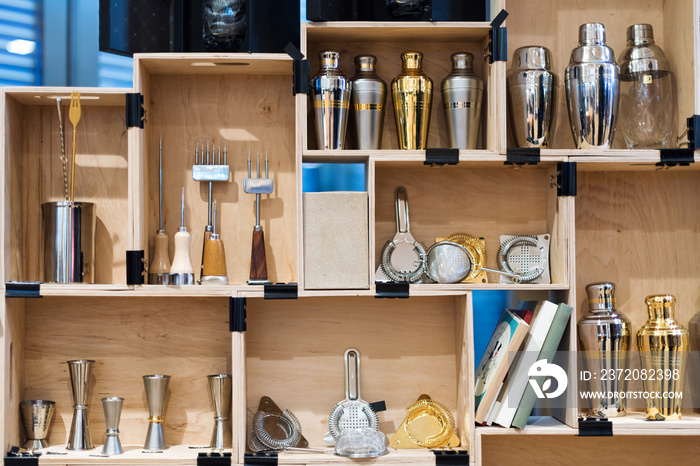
[424,241,522,284]
[248,396,308,452]
[377,186,426,283]
[497,234,550,284]
[327,348,379,443]
[390,395,460,449]
[443,232,488,283]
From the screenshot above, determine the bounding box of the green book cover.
[511,303,573,429]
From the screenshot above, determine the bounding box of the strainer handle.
[395,186,410,234]
[344,348,361,401]
[478,266,522,283]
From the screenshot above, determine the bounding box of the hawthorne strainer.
[377,186,426,283]
[248,396,308,452]
[425,241,522,284]
[327,348,379,443]
[497,234,550,284]
[390,395,460,449]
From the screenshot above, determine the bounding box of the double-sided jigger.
[20,400,55,450]
[208,374,232,449]
[192,140,230,283]
[244,150,274,284]
[67,359,94,450]
[143,374,170,450]
[101,397,124,455]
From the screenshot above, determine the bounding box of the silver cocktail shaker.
[577,283,631,417]
[441,52,483,149]
[619,24,675,149]
[350,55,386,150]
[310,51,351,150]
[565,23,620,149]
[507,46,558,148]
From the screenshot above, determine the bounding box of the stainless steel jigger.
[101,397,124,455]
[143,374,170,450]
[20,400,55,449]
[67,359,94,450]
[208,374,232,449]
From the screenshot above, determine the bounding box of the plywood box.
[303,191,369,289]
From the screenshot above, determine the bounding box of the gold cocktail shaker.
[637,295,688,420]
[391,51,432,149]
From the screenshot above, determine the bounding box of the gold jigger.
[391,51,433,150]
[20,400,55,449]
[637,295,689,420]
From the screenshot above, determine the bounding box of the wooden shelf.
[3,88,127,106]
[303,21,492,43]
[35,444,228,464]
[134,53,293,75]
[272,448,444,465]
[477,416,574,436]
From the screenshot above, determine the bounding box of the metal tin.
[619,24,675,149]
[310,51,352,149]
[507,46,558,148]
[391,51,433,150]
[637,295,689,419]
[350,55,387,150]
[577,283,631,417]
[441,52,483,149]
[565,23,620,148]
[42,201,96,283]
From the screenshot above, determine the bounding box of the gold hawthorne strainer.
[442,232,488,283]
[390,394,460,449]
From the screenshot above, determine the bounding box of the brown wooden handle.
[150,233,171,274]
[250,229,268,281]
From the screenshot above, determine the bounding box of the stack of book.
[474,300,573,429]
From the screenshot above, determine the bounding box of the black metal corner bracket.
[197,452,232,465]
[505,147,540,165]
[578,416,613,437]
[424,148,459,166]
[686,115,700,150]
[375,281,410,299]
[551,161,577,197]
[369,400,387,412]
[229,297,247,332]
[433,449,470,465]
[285,42,309,96]
[264,282,298,300]
[244,452,278,466]
[125,93,145,128]
[5,281,41,298]
[488,9,509,63]
[4,447,40,466]
[126,250,146,285]
[657,148,694,168]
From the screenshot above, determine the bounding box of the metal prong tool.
[192,140,230,283]
[244,150,274,284]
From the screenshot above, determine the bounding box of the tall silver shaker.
[507,46,558,148]
[577,283,631,417]
[310,51,351,150]
[565,23,620,149]
[350,55,386,150]
[619,24,675,149]
[441,52,483,149]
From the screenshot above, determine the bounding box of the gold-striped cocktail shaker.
[391,51,432,149]
[637,295,688,420]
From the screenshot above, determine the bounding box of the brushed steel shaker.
[441,52,483,149]
[350,55,387,150]
[565,23,620,149]
[577,283,631,417]
[42,201,96,283]
[20,400,55,449]
[507,46,558,148]
[392,51,433,150]
[310,51,351,150]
